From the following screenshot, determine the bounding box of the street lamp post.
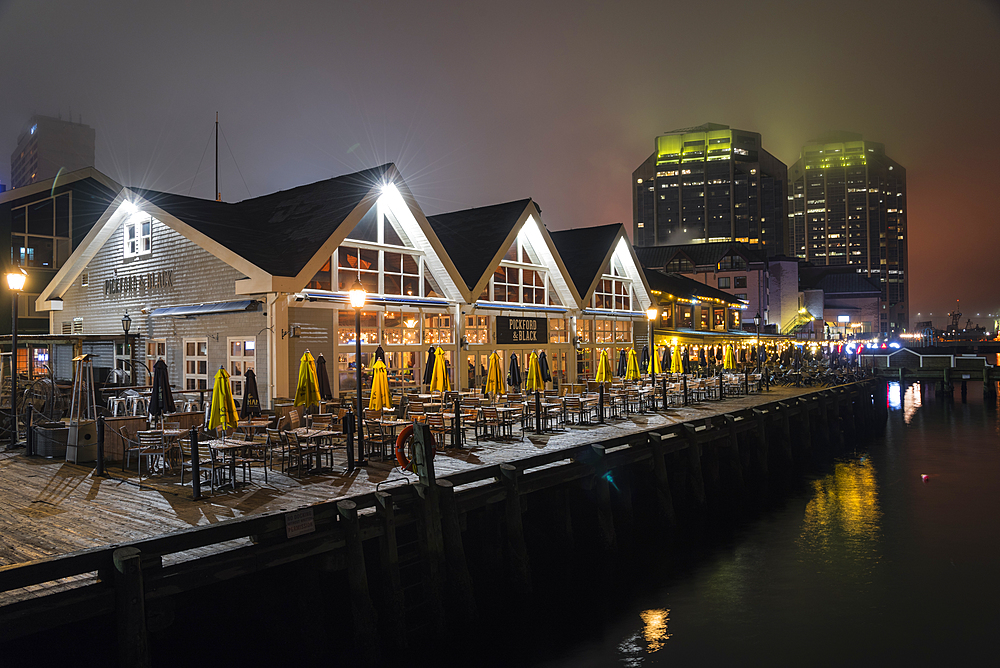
[349,277,367,471]
[754,313,761,374]
[6,267,27,449]
[646,306,658,409]
[121,312,133,385]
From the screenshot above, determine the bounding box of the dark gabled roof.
[549,224,623,298]
[132,164,392,277]
[643,268,745,305]
[426,199,532,291]
[800,269,881,296]
[634,241,764,270]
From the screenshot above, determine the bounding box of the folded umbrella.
[525,351,544,391]
[647,345,662,374]
[240,368,262,419]
[508,352,522,390]
[148,359,175,420]
[682,348,691,374]
[640,345,650,374]
[315,353,334,401]
[595,349,612,383]
[626,348,641,381]
[670,345,683,374]
[369,359,393,411]
[617,349,628,377]
[294,351,321,409]
[661,346,671,374]
[374,345,386,366]
[485,351,506,397]
[209,366,238,432]
[698,347,707,368]
[423,346,436,386]
[430,347,451,392]
[538,350,551,383]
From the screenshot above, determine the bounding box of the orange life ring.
[395,424,436,471]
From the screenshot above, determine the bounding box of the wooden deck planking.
[0,386,817,572]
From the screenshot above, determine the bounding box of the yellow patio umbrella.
[368,359,393,411]
[626,348,641,381]
[429,346,450,392]
[525,351,544,391]
[208,366,238,432]
[484,351,506,397]
[595,349,612,382]
[724,344,737,370]
[294,350,321,408]
[670,345,683,374]
[647,346,662,375]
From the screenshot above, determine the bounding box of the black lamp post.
[349,277,367,470]
[6,267,27,449]
[754,312,761,374]
[121,312,133,385]
[646,306,657,409]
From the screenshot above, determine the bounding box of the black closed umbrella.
[508,353,522,390]
[617,349,628,377]
[538,350,551,383]
[698,347,707,367]
[240,368,262,419]
[422,346,436,386]
[316,353,333,401]
[716,345,723,360]
[374,345,386,365]
[751,347,757,362]
[661,346,670,373]
[640,345,650,373]
[148,359,175,420]
[682,348,691,374]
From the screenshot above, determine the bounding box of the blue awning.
[300,291,451,308]
[474,301,567,314]
[151,300,259,317]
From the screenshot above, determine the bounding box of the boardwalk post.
[438,480,478,625]
[648,436,677,528]
[751,409,769,478]
[412,422,437,486]
[722,414,745,496]
[498,463,532,597]
[190,427,201,501]
[661,376,667,411]
[337,500,380,664]
[113,547,150,668]
[95,415,105,477]
[590,445,617,553]
[681,424,706,506]
[375,491,408,653]
[797,398,812,455]
[598,384,605,424]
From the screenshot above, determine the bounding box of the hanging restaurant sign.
[495,315,548,344]
[104,270,174,297]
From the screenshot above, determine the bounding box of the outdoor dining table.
[237,419,271,440]
[289,427,344,473]
[520,400,564,433]
[204,437,250,489]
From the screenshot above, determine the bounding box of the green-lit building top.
[632,123,787,257]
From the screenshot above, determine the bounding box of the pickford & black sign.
[495,316,548,344]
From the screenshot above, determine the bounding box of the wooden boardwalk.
[0,386,815,570]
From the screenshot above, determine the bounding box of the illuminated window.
[228,338,256,401]
[184,339,208,390]
[464,314,489,344]
[385,311,421,345]
[423,313,453,345]
[124,214,152,258]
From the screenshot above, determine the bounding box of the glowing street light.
[6,267,27,449]
[646,306,658,409]
[349,277,366,471]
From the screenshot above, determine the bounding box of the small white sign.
[285,508,316,538]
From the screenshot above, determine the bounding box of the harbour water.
[533,381,1000,667]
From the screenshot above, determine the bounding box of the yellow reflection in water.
[640,608,671,652]
[800,458,881,558]
[903,382,922,424]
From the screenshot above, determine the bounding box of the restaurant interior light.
[349,277,366,308]
[6,267,27,291]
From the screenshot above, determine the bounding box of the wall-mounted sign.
[104,270,174,298]
[495,315,548,345]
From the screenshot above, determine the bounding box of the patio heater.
[349,277,367,470]
[646,306,657,409]
[6,267,27,449]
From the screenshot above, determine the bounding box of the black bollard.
[683,376,688,406]
[661,376,667,411]
[454,397,463,447]
[745,368,749,395]
[190,426,201,500]
[535,390,542,434]
[95,415,105,477]
[599,384,605,423]
[344,409,356,473]
[25,404,34,457]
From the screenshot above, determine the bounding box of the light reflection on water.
[617,609,671,667]
[903,382,922,424]
[798,458,882,569]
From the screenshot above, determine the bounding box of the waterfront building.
[632,123,787,255]
[10,115,96,189]
[33,165,662,406]
[786,132,907,335]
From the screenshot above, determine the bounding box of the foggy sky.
[1,0,997,330]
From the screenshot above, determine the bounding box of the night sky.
[1,0,997,329]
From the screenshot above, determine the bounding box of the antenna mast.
[215,112,220,202]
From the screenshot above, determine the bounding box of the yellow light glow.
[348,277,366,308]
[6,268,27,291]
[646,307,658,321]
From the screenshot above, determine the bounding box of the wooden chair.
[284,431,317,477]
[480,407,503,441]
[266,428,288,473]
[425,413,450,448]
[364,420,393,460]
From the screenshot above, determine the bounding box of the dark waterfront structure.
[10,115,96,189]
[632,123,787,255]
[787,132,907,335]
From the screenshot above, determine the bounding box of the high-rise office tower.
[10,115,96,189]
[632,123,787,254]
[787,132,907,334]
